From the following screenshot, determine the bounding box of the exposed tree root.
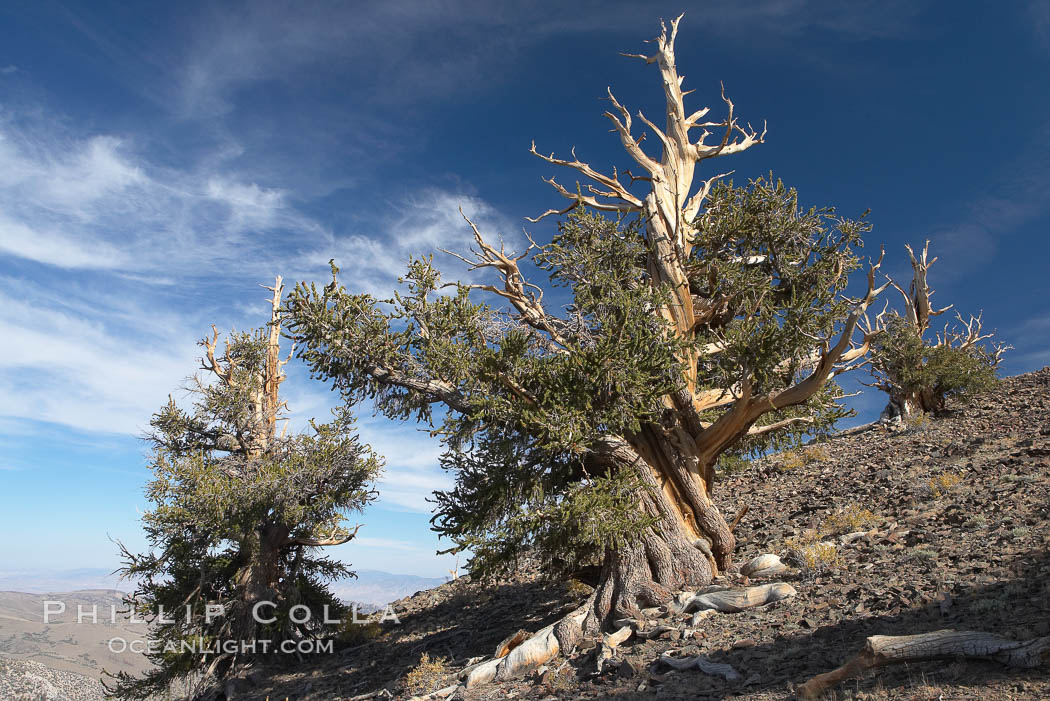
[659,651,740,680]
[452,579,797,691]
[796,630,1050,700]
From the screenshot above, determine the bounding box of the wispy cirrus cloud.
[0,280,197,435]
[167,0,928,120]
[0,116,327,280]
[907,119,1050,286]
[1030,0,1050,49]
[292,188,518,296]
[0,96,517,441]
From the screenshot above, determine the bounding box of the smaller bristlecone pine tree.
[107,278,382,700]
[868,241,1009,420]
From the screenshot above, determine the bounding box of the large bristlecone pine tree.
[287,16,887,645]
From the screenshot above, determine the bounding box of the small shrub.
[928,471,962,498]
[910,547,939,561]
[965,515,988,529]
[776,443,830,473]
[802,444,830,462]
[545,664,575,691]
[402,653,451,696]
[335,619,383,647]
[1011,527,1030,540]
[904,412,932,432]
[820,505,877,536]
[784,534,842,571]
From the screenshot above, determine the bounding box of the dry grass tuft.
[928,471,962,498]
[335,619,384,647]
[784,532,842,571]
[402,652,452,696]
[821,505,878,536]
[777,443,831,472]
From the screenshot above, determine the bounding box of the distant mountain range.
[0,588,151,684]
[0,569,128,594]
[0,568,446,695]
[0,567,445,608]
[330,569,446,607]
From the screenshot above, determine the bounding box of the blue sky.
[1,1,1048,580]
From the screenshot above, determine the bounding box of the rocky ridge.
[0,657,107,701]
[248,368,1050,700]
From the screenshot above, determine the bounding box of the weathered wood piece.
[796,630,1050,699]
[494,629,529,658]
[659,652,741,680]
[596,625,635,673]
[681,582,796,613]
[740,553,787,578]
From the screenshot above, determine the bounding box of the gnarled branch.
[443,210,571,352]
[286,523,362,548]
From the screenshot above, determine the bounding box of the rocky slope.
[100,370,1050,699]
[0,657,107,701]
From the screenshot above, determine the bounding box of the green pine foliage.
[870,312,1000,412]
[107,309,381,699]
[287,176,870,581]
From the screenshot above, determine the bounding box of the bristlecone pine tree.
[867,241,1008,419]
[108,278,381,700]
[286,16,887,649]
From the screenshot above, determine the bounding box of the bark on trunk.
[232,523,288,640]
[580,431,733,633]
[884,388,943,421]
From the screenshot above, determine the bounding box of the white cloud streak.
[169,0,927,119]
[0,282,198,434]
[292,188,519,296]
[0,102,515,451]
[0,120,323,279]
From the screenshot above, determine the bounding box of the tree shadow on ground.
[604,546,1050,699]
[246,576,581,699]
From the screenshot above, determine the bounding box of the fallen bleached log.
[796,630,1050,700]
[462,607,590,687]
[681,582,796,613]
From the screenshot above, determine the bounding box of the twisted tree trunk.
[884,387,941,421]
[556,430,730,637]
